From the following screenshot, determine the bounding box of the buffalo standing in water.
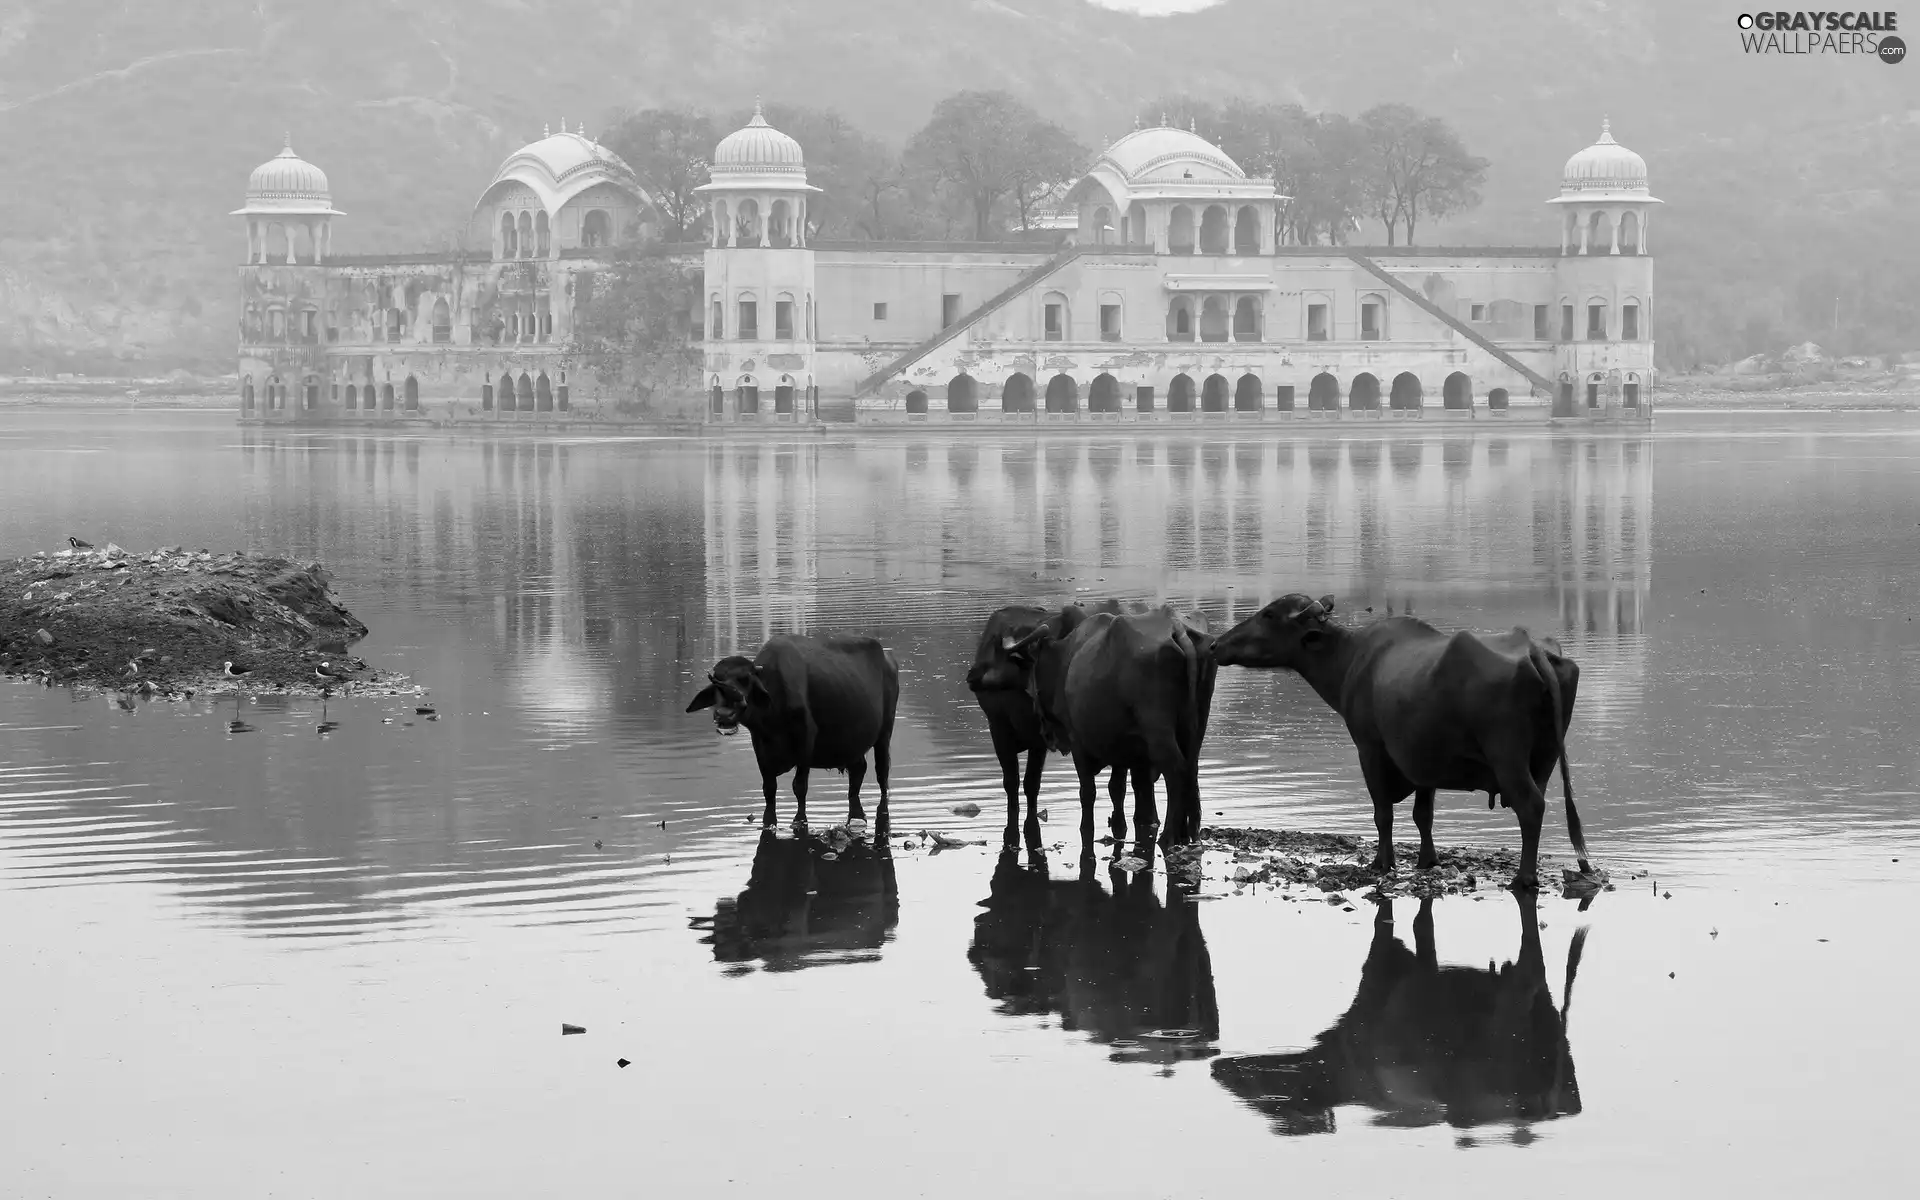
[1211,594,1591,890]
[1003,605,1218,848]
[966,601,1158,848]
[695,828,899,973]
[1212,893,1587,1136]
[687,633,900,831]
[968,846,1218,1066]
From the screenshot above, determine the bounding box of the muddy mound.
[1184,827,1613,901]
[0,544,413,698]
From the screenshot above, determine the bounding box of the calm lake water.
[2,410,1917,1198]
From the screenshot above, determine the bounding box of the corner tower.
[695,101,823,423]
[233,135,341,421]
[1548,119,1659,417]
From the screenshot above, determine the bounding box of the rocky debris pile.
[1189,827,1614,901]
[0,543,414,698]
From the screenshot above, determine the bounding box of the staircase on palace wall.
[854,246,1088,398]
[1342,250,1556,397]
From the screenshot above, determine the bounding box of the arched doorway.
[1349,373,1380,410]
[1167,297,1194,341]
[709,384,725,416]
[1201,373,1230,412]
[516,373,534,411]
[1233,297,1260,341]
[536,373,553,411]
[737,376,760,414]
[1044,374,1079,413]
[1234,373,1262,411]
[1089,373,1121,413]
[1002,372,1035,413]
[775,377,795,414]
[404,376,420,411]
[1308,372,1339,411]
[905,389,928,414]
[344,383,358,410]
[380,382,396,410]
[1390,373,1423,410]
[303,376,320,410]
[1199,296,1229,342]
[947,373,977,413]
[1488,387,1510,410]
[1168,373,1196,413]
[1168,206,1195,255]
[1442,372,1471,409]
[1233,206,1260,255]
[1199,205,1229,254]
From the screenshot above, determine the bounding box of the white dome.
[234,136,341,216]
[1561,119,1650,194]
[711,102,807,178]
[1099,124,1245,185]
[492,127,637,189]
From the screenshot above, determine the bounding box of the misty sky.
[1088,0,1224,13]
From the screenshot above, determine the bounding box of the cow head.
[685,655,769,734]
[1001,622,1076,751]
[966,602,1109,694]
[1212,593,1338,670]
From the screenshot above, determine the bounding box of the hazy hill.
[0,0,1914,371]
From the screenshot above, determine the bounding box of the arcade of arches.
[909,370,1539,414]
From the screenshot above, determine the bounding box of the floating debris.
[951,802,982,818]
[561,1024,585,1035]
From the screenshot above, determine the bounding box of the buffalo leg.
[1412,788,1438,870]
[1073,752,1102,835]
[990,725,1026,850]
[1107,766,1130,841]
[1356,745,1413,872]
[761,772,780,827]
[789,766,809,830]
[873,736,892,831]
[845,756,868,827]
[1497,761,1547,891]
[1021,745,1046,850]
[1413,896,1438,972]
[1130,768,1158,840]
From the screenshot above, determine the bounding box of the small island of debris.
[1,543,417,699]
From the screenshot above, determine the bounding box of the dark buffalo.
[1006,605,1217,848]
[1212,892,1587,1136]
[1211,594,1590,889]
[966,601,1158,847]
[969,847,1218,1066]
[687,633,900,831]
[695,828,899,973]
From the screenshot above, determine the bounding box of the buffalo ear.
[1317,594,1336,616]
[686,685,719,713]
[1005,625,1052,663]
[745,669,772,704]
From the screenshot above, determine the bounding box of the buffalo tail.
[1527,639,1591,873]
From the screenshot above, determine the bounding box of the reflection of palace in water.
[700,434,1650,677]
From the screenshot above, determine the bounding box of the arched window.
[737,291,759,340]
[1233,206,1260,255]
[736,374,760,414]
[712,200,730,246]
[770,199,793,248]
[1308,372,1340,411]
[388,307,405,342]
[344,383,358,410]
[710,296,724,340]
[1232,296,1260,341]
[1619,211,1640,254]
[1098,294,1123,341]
[1168,373,1196,413]
[500,213,516,259]
[535,211,551,257]
[1044,374,1078,413]
[775,292,795,340]
[1586,372,1604,408]
[775,376,795,414]
[536,372,553,411]
[1198,205,1229,254]
[517,211,534,259]
[1487,387,1510,410]
[268,308,285,339]
[1041,291,1068,342]
[431,298,451,344]
[1091,205,1112,245]
[1233,373,1262,411]
[736,199,761,246]
[1001,372,1035,413]
[537,301,552,342]
[947,373,978,414]
[1167,297,1194,341]
[1390,372,1423,410]
[1201,373,1230,412]
[904,389,929,414]
[303,375,320,410]
[380,382,395,410]
[241,375,255,410]
[582,209,612,249]
[403,376,420,411]
[516,372,534,411]
[1168,205,1195,255]
[1359,293,1386,340]
[1586,210,1609,255]
[1442,372,1472,409]
[1349,372,1380,410]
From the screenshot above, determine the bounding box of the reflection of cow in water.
[696,829,899,974]
[1212,892,1587,1135]
[968,847,1218,1066]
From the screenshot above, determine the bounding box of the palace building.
[234,110,1657,426]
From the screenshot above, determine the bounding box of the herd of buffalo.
[687,593,1595,892]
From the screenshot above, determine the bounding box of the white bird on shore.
[222,661,252,678]
[67,536,93,550]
